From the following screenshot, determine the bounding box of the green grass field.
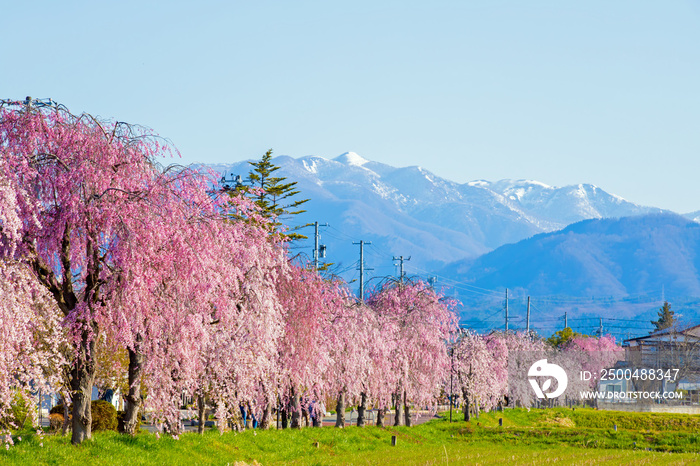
[3,408,700,465]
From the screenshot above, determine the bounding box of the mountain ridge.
[206,152,674,270]
[441,213,700,335]
[205,152,700,335]
[209,151,670,244]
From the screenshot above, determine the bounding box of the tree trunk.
[62,403,71,435]
[197,395,206,434]
[260,399,272,429]
[301,402,310,427]
[311,402,322,427]
[357,392,367,427]
[376,407,385,427]
[231,403,244,431]
[166,416,182,436]
[290,388,301,429]
[393,393,403,426]
[403,390,411,427]
[464,396,470,422]
[123,337,144,436]
[281,405,289,429]
[335,391,345,428]
[71,330,96,445]
[61,391,71,436]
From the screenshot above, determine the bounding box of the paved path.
[142,410,439,433]
[39,409,439,434]
[318,410,438,427]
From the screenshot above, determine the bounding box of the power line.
[407,265,504,296]
[407,263,665,305]
[367,242,393,260]
[326,225,358,242]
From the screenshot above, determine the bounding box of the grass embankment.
[3,408,700,465]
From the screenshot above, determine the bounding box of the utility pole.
[392,255,411,283]
[564,312,568,329]
[353,240,373,302]
[526,296,531,333]
[0,96,57,109]
[505,288,509,332]
[312,221,329,271]
[598,318,603,337]
[449,347,454,423]
[219,172,244,191]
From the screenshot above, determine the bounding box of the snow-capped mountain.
[207,152,668,288]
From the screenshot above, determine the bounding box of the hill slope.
[441,214,700,336]
[443,213,700,298]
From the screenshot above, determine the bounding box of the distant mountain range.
[440,213,700,312]
[205,153,700,334]
[208,152,668,269]
[449,213,700,340]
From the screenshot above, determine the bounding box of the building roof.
[623,324,700,345]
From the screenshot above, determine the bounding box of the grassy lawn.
[3,408,700,465]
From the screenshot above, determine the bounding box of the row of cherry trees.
[0,105,626,446]
[451,330,623,420]
[0,105,457,444]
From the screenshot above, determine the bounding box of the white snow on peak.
[485,179,554,202]
[501,179,552,189]
[334,152,369,167]
[525,180,551,189]
[416,166,434,183]
[609,193,627,203]
[302,159,319,174]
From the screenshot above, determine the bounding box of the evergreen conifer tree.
[236,149,309,241]
[651,301,675,332]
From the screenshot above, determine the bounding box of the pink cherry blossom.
[366,279,458,425]
[1,104,467,441]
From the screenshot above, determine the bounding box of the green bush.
[50,402,120,432]
[0,392,32,429]
[91,400,118,432]
[50,403,72,416]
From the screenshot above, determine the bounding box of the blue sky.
[2,1,699,212]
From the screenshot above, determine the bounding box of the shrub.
[0,392,32,429]
[52,402,120,432]
[91,400,118,432]
[49,403,71,416]
[49,413,64,432]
